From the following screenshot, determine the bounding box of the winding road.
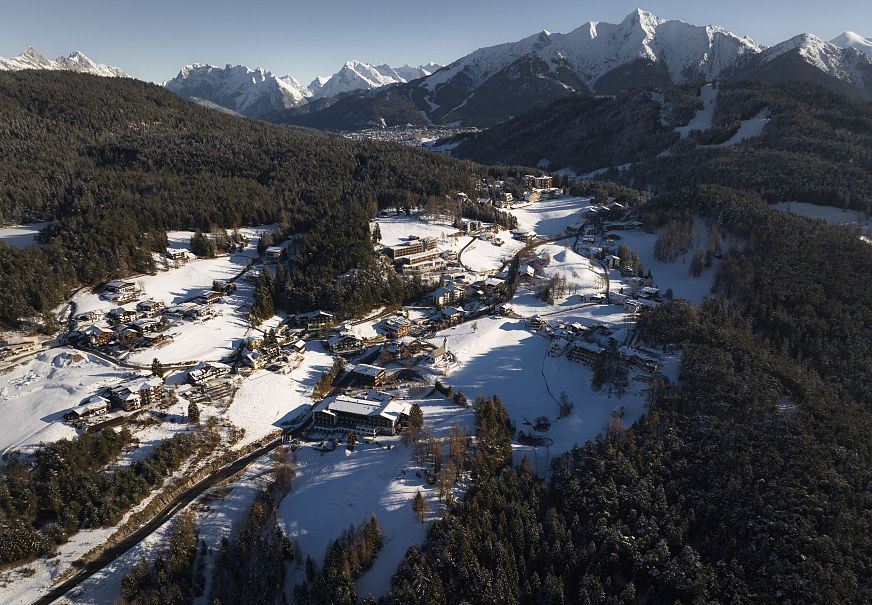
[30,437,283,605]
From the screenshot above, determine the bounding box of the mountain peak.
[831,31,872,56]
[621,8,665,32]
[0,47,128,77]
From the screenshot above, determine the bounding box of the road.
[31,437,282,605]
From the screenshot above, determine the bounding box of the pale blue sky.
[0,1,867,83]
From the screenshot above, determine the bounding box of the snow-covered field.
[0,349,136,455]
[460,232,523,273]
[610,227,719,304]
[509,244,603,317]
[372,214,463,249]
[510,196,589,237]
[432,317,656,472]
[0,223,47,249]
[228,345,333,450]
[277,395,474,600]
[127,281,254,365]
[772,201,872,229]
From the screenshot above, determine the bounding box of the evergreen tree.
[150,358,165,378]
[371,223,382,244]
[188,401,200,423]
[412,490,429,524]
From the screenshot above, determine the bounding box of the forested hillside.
[452,81,872,212]
[0,71,482,324]
[449,88,697,173]
[385,186,872,604]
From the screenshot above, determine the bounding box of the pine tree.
[409,404,424,431]
[371,223,381,244]
[151,358,165,377]
[412,490,429,523]
[188,401,200,423]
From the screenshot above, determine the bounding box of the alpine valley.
[1,6,872,605]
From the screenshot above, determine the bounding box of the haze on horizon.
[0,0,868,84]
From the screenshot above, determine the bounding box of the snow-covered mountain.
[270,9,767,129]
[164,64,312,117]
[165,60,441,115]
[424,9,761,98]
[831,31,872,56]
[0,48,128,78]
[733,33,872,96]
[308,60,442,99]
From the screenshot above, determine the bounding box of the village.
[0,174,711,603]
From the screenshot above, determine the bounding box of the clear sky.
[0,1,868,84]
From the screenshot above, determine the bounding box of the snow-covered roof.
[353,363,385,377]
[312,391,408,422]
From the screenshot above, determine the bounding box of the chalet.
[166,248,188,261]
[385,237,438,259]
[619,346,661,373]
[194,291,222,305]
[511,230,535,242]
[524,175,554,189]
[108,307,137,324]
[440,306,463,326]
[0,337,39,358]
[82,325,114,347]
[328,333,363,354]
[529,315,546,330]
[639,287,660,299]
[548,338,571,357]
[581,206,601,221]
[431,284,464,307]
[524,190,542,203]
[264,245,288,263]
[136,299,165,317]
[353,364,386,386]
[65,396,110,420]
[299,310,335,331]
[164,303,198,320]
[311,391,410,437]
[604,255,622,269]
[75,310,101,325]
[131,318,161,334]
[188,361,232,385]
[567,341,604,366]
[382,317,411,338]
[104,280,137,295]
[427,347,451,366]
[290,338,307,354]
[440,250,459,262]
[109,377,164,411]
[242,348,265,369]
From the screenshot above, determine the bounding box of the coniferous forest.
[0,71,484,324]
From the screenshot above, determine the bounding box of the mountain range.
[2,11,871,129]
[164,60,442,117]
[0,47,128,78]
[265,10,872,130]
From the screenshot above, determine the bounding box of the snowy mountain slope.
[831,31,872,56]
[309,60,442,99]
[733,33,872,95]
[425,9,761,99]
[165,60,441,116]
[164,63,312,117]
[271,9,768,129]
[0,48,128,77]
